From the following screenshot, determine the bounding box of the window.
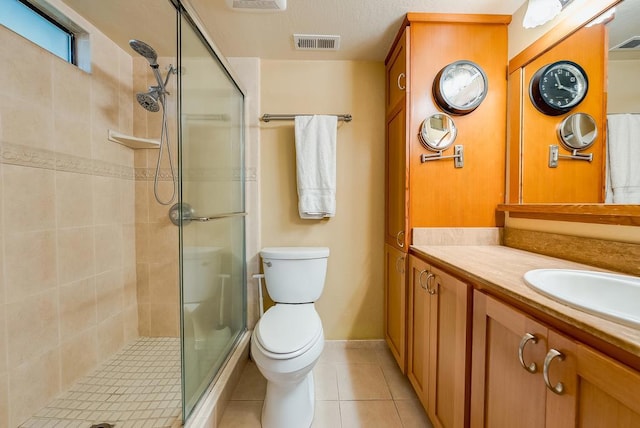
[0,0,87,67]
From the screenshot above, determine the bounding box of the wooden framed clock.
[529,60,589,116]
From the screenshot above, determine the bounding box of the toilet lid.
[255,305,322,355]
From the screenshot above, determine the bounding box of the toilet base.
[261,370,315,428]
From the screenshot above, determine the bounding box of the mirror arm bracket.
[421,145,464,168]
[548,145,593,168]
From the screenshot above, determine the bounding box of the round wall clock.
[433,60,488,115]
[529,60,588,116]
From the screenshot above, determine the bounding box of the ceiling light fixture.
[522,0,573,29]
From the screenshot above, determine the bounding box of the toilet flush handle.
[264,261,272,267]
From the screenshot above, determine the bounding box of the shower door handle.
[169,202,247,226]
[192,212,248,222]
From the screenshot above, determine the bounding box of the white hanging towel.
[606,114,640,203]
[294,115,338,219]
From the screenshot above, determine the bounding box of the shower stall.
[0,0,247,426]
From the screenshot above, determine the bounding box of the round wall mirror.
[557,113,597,151]
[419,113,457,151]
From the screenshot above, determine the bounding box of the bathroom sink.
[523,269,640,328]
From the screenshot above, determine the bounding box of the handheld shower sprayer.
[129,39,177,205]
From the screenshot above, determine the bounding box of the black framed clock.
[529,60,588,116]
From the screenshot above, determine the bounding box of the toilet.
[251,246,329,428]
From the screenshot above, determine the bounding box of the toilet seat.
[255,304,322,360]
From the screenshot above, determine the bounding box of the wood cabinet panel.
[386,28,407,111]
[384,244,407,372]
[472,291,640,428]
[385,103,408,250]
[408,256,471,427]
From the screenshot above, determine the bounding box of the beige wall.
[608,59,640,113]
[0,2,139,425]
[260,60,385,340]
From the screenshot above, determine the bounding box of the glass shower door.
[178,12,246,418]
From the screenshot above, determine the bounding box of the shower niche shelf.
[108,129,160,149]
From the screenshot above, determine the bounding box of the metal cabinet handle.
[397,72,406,90]
[543,349,565,395]
[518,333,538,373]
[395,256,405,274]
[396,230,405,248]
[418,270,433,291]
[427,274,437,295]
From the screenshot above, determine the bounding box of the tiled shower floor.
[21,337,182,428]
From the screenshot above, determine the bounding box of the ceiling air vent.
[294,34,341,51]
[611,36,640,50]
[226,0,286,12]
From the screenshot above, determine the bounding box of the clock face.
[530,61,589,116]
[433,60,488,115]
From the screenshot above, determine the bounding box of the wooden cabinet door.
[407,255,431,407]
[545,331,640,428]
[384,244,407,372]
[470,292,548,428]
[386,27,408,111]
[385,103,408,250]
[428,267,471,428]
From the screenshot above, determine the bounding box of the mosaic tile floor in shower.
[21,337,182,428]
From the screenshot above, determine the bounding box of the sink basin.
[523,269,640,328]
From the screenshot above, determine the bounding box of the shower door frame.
[172,0,248,421]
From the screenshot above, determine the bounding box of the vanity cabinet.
[407,255,471,428]
[471,291,640,427]
[384,244,407,372]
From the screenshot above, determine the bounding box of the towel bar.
[260,113,352,122]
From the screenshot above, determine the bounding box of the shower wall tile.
[6,290,59,369]
[3,164,56,233]
[0,308,6,374]
[149,261,179,305]
[94,175,121,225]
[60,329,98,391]
[0,27,53,113]
[123,306,139,343]
[138,302,151,336]
[123,265,138,307]
[135,180,150,223]
[147,222,179,264]
[57,227,95,285]
[52,59,92,158]
[94,224,123,274]
[123,223,137,267]
[0,96,54,151]
[121,180,136,225]
[55,170,94,229]
[97,313,125,363]
[59,277,97,338]
[135,222,150,264]
[0,372,7,428]
[96,269,124,323]
[136,263,150,305]
[149,303,179,337]
[4,230,57,302]
[8,348,60,428]
[118,49,134,136]
[149,181,176,222]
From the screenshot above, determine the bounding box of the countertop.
[410,244,640,361]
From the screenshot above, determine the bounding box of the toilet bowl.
[251,247,329,428]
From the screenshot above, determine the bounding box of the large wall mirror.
[501,0,640,224]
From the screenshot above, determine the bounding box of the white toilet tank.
[260,247,329,303]
[183,246,223,303]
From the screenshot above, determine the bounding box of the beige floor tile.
[339,400,402,428]
[230,361,267,400]
[313,363,339,401]
[311,401,341,428]
[336,364,392,400]
[380,360,418,400]
[219,400,263,428]
[395,399,434,428]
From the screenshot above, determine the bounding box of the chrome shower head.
[129,39,158,66]
[136,90,161,112]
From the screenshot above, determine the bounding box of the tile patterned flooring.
[21,337,182,428]
[219,342,434,428]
